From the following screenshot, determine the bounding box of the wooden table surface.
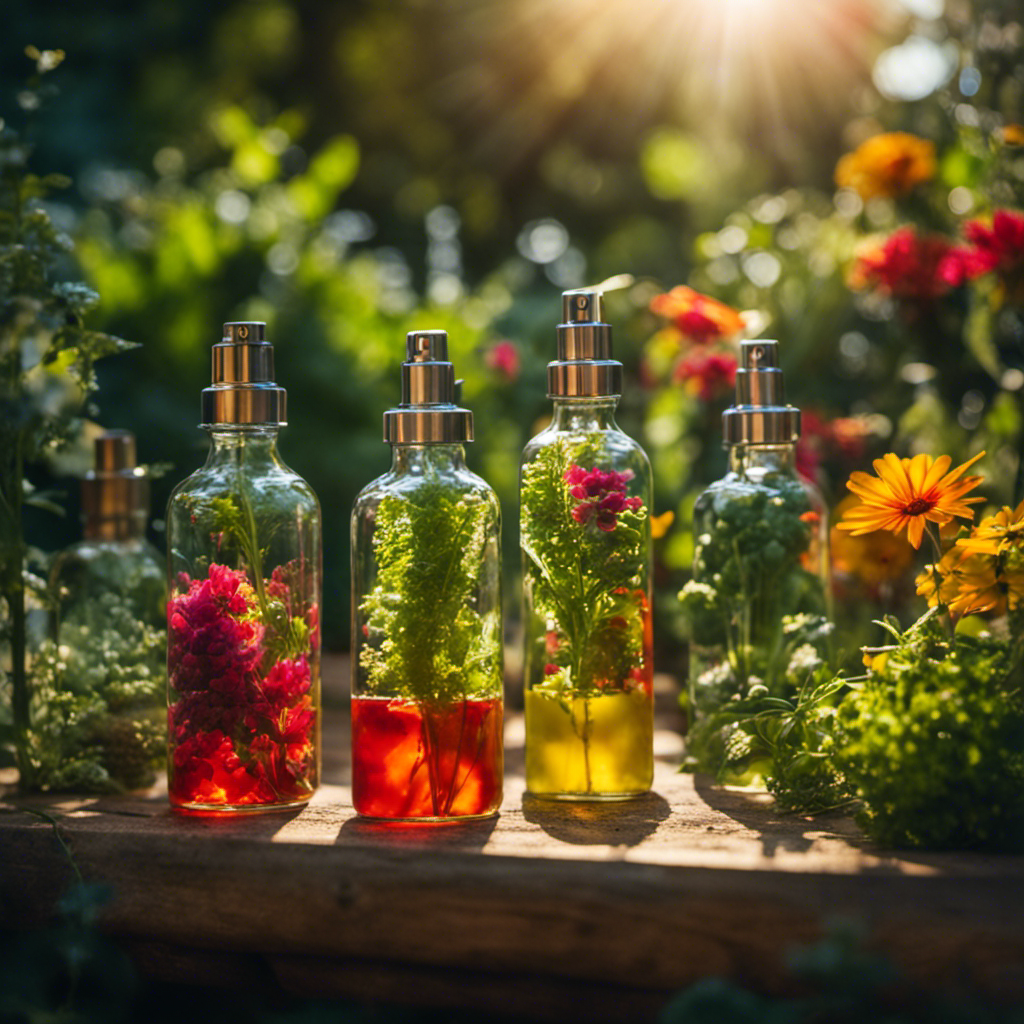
[3,659,1023,1020]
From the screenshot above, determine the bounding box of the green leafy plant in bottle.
[680,340,831,780]
[0,51,139,791]
[522,291,653,800]
[352,330,503,821]
[46,432,166,791]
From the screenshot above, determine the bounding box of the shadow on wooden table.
[521,791,671,847]
[336,812,500,851]
[692,772,862,858]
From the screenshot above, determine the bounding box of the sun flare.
[434,0,886,171]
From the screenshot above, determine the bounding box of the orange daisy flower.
[834,132,936,200]
[956,498,1024,557]
[915,550,961,609]
[949,555,1024,617]
[837,451,986,549]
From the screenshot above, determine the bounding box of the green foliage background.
[3,0,1023,652]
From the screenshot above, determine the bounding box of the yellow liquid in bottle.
[525,688,653,799]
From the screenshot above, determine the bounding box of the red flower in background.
[850,228,959,301]
[565,465,643,532]
[831,418,871,463]
[485,340,521,382]
[943,210,1024,286]
[797,411,872,481]
[650,286,745,344]
[674,350,737,400]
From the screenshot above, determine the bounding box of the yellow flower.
[835,132,937,200]
[830,495,915,587]
[838,452,986,549]
[915,545,982,609]
[956,498,1024,557]
[947,554,1019,617]
[915,546,964,607]
[861,649,890,673]
[917,539,1024,618]
[650,510,675,540]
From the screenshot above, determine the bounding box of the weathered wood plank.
[2,688,1023,1016]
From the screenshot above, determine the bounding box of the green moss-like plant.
[359,476,501,703]
[833,615,1024,850]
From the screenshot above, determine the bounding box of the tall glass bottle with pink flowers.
[521,290,653,800]
[165,322,321,812]
[351,330,503,821]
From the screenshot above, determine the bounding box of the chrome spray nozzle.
[383,330,473,444]
[722,340,801,446]
[548,288,622,398]
[401,329,456,406]
[202,321,287,426]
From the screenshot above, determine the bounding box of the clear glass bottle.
[521,290,654,800]
[48,431,166,790]
[166,322,321,812]
[681,340,831,776]
[351,330,503,821]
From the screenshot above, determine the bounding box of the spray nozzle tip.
[222,322,266,344]
[406,329,449,363]
[741,339,779,370]
[561,289,603,325]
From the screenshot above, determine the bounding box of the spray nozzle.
[548,288,622,397]
[722,339,800,446]
[383,330,473,444]
[202,321,287,426]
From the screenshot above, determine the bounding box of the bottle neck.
[728,443,797,477]
[204,427,283,469]
[550,397,620,432]
[390,444,467,474]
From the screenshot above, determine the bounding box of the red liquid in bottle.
[352,696,503,820]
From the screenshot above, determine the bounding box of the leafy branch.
[1,52,136,786]
[359,473,501,704]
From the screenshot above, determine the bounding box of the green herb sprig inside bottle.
[521,289,654,800]
[46,431,166,791]
[680,340,831,779]
[351,330,504,821]
[165,322,322,813]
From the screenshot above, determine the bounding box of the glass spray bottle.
[165,322,322,812]
[680,340,830,776]
[351,330,503,821]
[521,290,654,800]
[48,431,166,790]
